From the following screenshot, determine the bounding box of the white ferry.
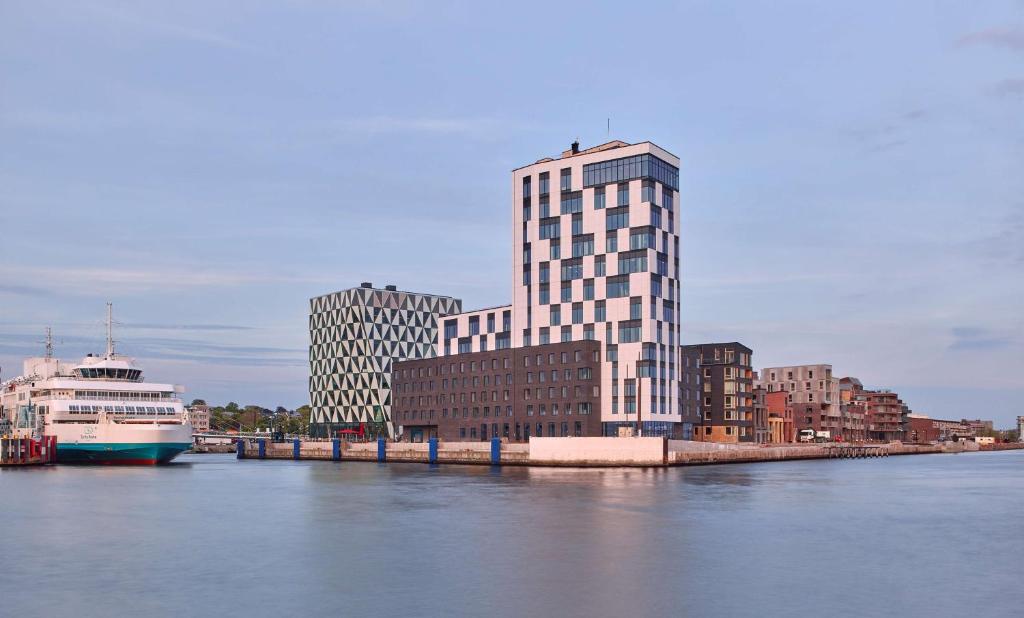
[0,305,193,464]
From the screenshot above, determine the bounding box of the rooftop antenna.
[607,117,610,137]
[105,302,116,359]
[44,327,53,360]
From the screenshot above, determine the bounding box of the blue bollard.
[332,439,341,461]
[377,437,386,462]
[236,439,244,459]
[258,439,266,459]
[428,437,438,464]
[490,437,501,465]
[293,438,301,460]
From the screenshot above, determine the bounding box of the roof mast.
[106,302,115,359]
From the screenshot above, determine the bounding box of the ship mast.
[45,327,53,360]
[106,302,116,359]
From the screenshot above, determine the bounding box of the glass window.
[539,172,549,195]
[539,217,560,239]
[560,258,583,281]
[629,226,656,250]
[583,279,594,300]
[606,207,629,231]
[560,281,572,302]
[594,186,605,209]
[595,255,606,276]
[595,300,606,322]
[607,275,630,298]
[617,183,630,207]
[572,302,583,324]
[561,191,582,215]
[618,250,648,275]
[550,305,561,326]
[630,297,642,320]
[572,234,594,257]
[560,167,572,191]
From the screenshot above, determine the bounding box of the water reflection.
[1,452,1021,618]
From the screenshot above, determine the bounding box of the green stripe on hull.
[57,442,191,465]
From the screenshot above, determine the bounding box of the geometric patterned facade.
[308,283,461,438]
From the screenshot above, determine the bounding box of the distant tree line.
[189,399,310,436]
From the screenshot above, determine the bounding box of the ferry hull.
[57,442,191,465]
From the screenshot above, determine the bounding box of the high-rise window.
[560,258,583,281]
[550,305,561,326]
[571,234,594,257]
[523,176,532,198]
[560,281,572,302]
[582,278,594,300]
[561,326,572,342]
[539,217,560,239]
[560,168,571,191]
[539,172,550,195]
[618,250,648,275]
[595,255,606,276]
[606,206,629,231]
[487,313,495,333]
[572,302,583,324]
[469,316,480,335]
[502,310,511,332]
[617,183,630,207]
[523,204,531,221]
[650,205,662,228]
[539,283,550,304]
[582,153,679,191]
[444,319,458,340]
[630,297,642,320]
[607,275,630,298]
[550,240,561,260]
[561,191,582,215]
[594,186,606,209]
[539,262,549,283]
[539,195,550,218]
[629,226,656,250]
[606,233,618,253]
[662,187,673,210]
[595,300,606,322]
[583,324,595,340]
[642,180,655,203]
[571,213,583,235]
[523,243,531,264]
[618,320,641,343]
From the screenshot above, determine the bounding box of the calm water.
[1,450,1021,618]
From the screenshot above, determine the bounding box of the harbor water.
[1,450,1021,618]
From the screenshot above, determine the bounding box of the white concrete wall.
[528,436,666,465]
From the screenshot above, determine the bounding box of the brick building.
[760,364,845,439]
[391,340,603,442]
[865,390,904,442]
[765,390,793,443]
[683,342,755,443]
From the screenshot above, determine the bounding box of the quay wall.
[529,437,666,466]
[238,437,992,468]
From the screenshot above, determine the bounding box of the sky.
[1,1,1022,427]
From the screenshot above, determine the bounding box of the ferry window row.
[67,405,177,415]
[74,390,175,401]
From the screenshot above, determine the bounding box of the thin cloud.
[988,78,1024,97]
[0,265,330,294]
[80,3,257,53]
[948,327,1016,351]
[956,27,1024,51]
[122,323,256,332]
[331,115,517,138]
[0,284,53,297]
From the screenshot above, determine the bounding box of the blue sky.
[1,1,1021,426]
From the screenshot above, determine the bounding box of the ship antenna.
[106,302,116,359]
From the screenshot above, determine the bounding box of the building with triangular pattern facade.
[308,283,461,437]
